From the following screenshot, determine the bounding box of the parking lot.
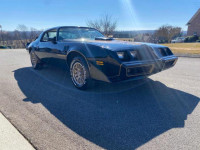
[0,49,200,150]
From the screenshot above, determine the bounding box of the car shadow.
[14,66,199,150]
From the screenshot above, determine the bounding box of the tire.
[30,51,41,69]
[70,56,92,90]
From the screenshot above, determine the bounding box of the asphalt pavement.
[0,49,200,150]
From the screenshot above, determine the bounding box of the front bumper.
[108,55,178,82]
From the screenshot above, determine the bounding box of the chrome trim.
[71,62,86,87]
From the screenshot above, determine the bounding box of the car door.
[46,29,68,65]
[37,29,58,63]
[35,32,49,61]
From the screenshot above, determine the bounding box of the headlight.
[130,51,137,58]
[116,52,125,59]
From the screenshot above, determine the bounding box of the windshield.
[58,27,105,41]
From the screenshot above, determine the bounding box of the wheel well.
[67,51,87,67]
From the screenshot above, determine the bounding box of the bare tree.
[154,25,182,43]
[15,24,29,47]
[29,27,39,40]
[15,24,40,48]
[87,14,117,36]
[0,24,41,48]
[0,25,5,45]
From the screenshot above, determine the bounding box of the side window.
[41,29,57,42]
[48,32,57,39]
[41,32,48,42]
[58,28,80,41]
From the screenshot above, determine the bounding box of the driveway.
[0,49,199,150]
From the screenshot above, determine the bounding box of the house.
[187,9,200,36]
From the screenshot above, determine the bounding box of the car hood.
[86,40,165,51]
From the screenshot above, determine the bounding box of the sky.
[0,0,200,31]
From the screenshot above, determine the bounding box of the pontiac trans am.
[27,26,178,90]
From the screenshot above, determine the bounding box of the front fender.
[66,44,120,82]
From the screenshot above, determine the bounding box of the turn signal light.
[96,61,104,65]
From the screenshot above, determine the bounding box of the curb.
[0,111,36,150]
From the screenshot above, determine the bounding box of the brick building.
[187,9,200,36]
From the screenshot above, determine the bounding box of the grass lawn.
[162,43,200,55]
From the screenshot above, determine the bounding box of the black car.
[27,26,178,89]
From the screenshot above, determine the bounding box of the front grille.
[159,48,173,57]
[126,65,153,77]
[138,48,157,60]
